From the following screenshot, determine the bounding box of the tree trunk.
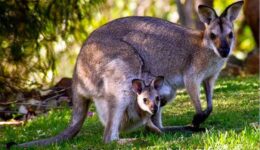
[243,0,259,74]
[244,0,259,46]
[175,0,213,30]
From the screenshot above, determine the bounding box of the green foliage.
[0,0,105,91]
[0,76,258,149]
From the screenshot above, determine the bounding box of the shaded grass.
[0,75,259,149]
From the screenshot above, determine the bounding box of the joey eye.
[228,32,233,39]
[143,98,149,104]
[210,33,217,40]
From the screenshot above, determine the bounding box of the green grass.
[1,76,259,149]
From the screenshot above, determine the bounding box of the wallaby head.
[131,76,164,115]
[198,1,243,58]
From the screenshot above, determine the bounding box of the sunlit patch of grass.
[0,75,259,149]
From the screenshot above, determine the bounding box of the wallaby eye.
[210,33,217,40]
[228,32,233,39]
[143,98,149,104]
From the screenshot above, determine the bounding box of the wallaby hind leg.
[103,95,129,143]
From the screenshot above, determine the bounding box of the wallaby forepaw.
[192,111,210,128]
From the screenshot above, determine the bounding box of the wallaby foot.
[192,110,211,128]
[104,134,119,143]
[117,138,139,145]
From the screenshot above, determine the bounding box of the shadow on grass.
[161,107,258,131]
[116,104,258,148]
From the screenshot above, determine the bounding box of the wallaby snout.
[218,47,230,58]
[151,104,158,114]
[146,100,158,114]
[218,41,230,57]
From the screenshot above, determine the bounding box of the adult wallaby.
[11,1,243,147]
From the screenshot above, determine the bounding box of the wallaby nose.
[218,39,230,58]
[218,48,230,58]
[152,105,158,114]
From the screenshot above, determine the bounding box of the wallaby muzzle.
[151,104,158,114]
[218,38,230,58]
[218,47,230,58]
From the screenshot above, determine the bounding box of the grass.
[0,75,259,149]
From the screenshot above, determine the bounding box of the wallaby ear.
[132,79,145,94]
[220,1,244,22]
[152,76,164,90]
[198,5,218,24]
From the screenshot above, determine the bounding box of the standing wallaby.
[11,1,243,148]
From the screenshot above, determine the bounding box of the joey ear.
[132,79,145,94]
[152,76,164,90]
[220,1,243,22]
[198,5,218,25]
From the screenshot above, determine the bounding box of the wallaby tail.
[12,94,91,148]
